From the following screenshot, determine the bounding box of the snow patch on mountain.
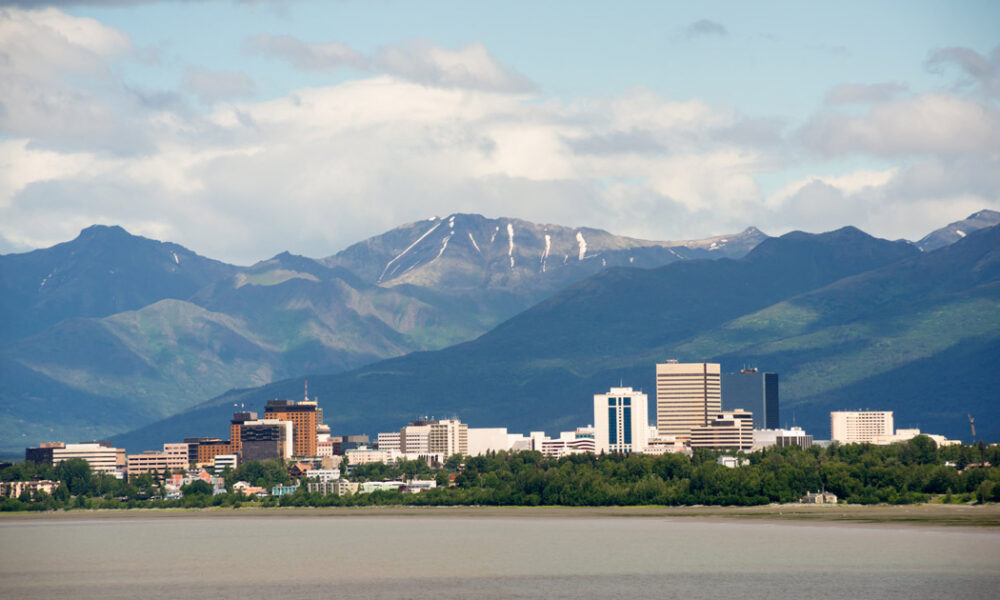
[507,223,515,269]
[468,233,481,253]
[576,232,587,260]
[540,234,551,272]
[434,233,452,261]
[380,221,441,282]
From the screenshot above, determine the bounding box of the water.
[1,513,997,599]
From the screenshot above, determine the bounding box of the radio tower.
[969,414,976,443]
[304,379,309,403]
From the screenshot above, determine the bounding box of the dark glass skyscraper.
[721,369,779,429]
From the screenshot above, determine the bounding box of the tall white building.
[594,387,649,454]
[656,361,721,442]
[467,428,511,456]
[830,411,894,444]
[400,418,468,457]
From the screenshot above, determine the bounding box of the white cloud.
[801,93,1000,156]
[1,9,998,264]
[248,34,535,93]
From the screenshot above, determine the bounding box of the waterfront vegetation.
[2,437,999,512]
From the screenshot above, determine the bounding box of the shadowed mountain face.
[0,225,237,342]
[114,224,1000,453]
[0,216,766,452]
[916,209,1000,252]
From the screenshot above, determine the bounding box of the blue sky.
[1,0,998,263]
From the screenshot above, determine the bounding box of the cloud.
[684,19,728,38]
[245,34,367,71]
[1,8,998,264]
[247,35,535,93]
[925,45,1000,97]
[182,67,257,104]
[824,82,909,105]
[800,93,1000,156]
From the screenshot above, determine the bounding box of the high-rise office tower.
[265,399,318,457]
[722,369,779,429]
[656,361,721,441]
[594,387,649,454]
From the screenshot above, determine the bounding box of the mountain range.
[109,211,1000,452]
[0,214,767,453]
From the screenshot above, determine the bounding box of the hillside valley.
[0,214,765,452]
[113,218,1000,451]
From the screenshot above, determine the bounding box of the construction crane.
[968,414,976,443]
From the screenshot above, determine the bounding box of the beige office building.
[656,361,721,441]
[127,443,189,478]
[830,411,894,444]
[689,410,754,452]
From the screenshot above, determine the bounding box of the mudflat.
[2,503,998,527]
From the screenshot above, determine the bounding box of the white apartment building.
[830,411,894,444]
[656,361,721,441]
[376,431,402,453]
[467,428,511,456]
[594,387,650,454]
[399,419,468,457]
[53,442,125,475]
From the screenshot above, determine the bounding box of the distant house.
[717,456,749,468]
[288,462,314,479]
[800,490,838,504]
[271,483,300,497]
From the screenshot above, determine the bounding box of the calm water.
[1,514,997,599]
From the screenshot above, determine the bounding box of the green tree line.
[2,437,999,511]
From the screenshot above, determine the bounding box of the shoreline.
[2,503,998,528]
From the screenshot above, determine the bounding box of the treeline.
[2,437,999,511]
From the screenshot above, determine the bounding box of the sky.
[0,0,998,265]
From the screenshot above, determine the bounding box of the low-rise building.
[271,483,300,497]
[309,468,341,483]
[539,428,596,458]
[1,480,58,498]
[127,443,189,478]
[872,428,961,447]
[307,480,358,495]
[800,490,838,504]
[689,410,754,452]
[52,442,126,476]
[212,454,238,473]
[752,427,813,451]
[644,436,690,455]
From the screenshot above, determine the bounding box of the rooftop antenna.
[304,379,309,402]
[969,413,976,443]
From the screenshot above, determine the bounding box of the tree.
[181,480,213,496]
[56,458,92,496]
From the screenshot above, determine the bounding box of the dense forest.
[2,437,999,511]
